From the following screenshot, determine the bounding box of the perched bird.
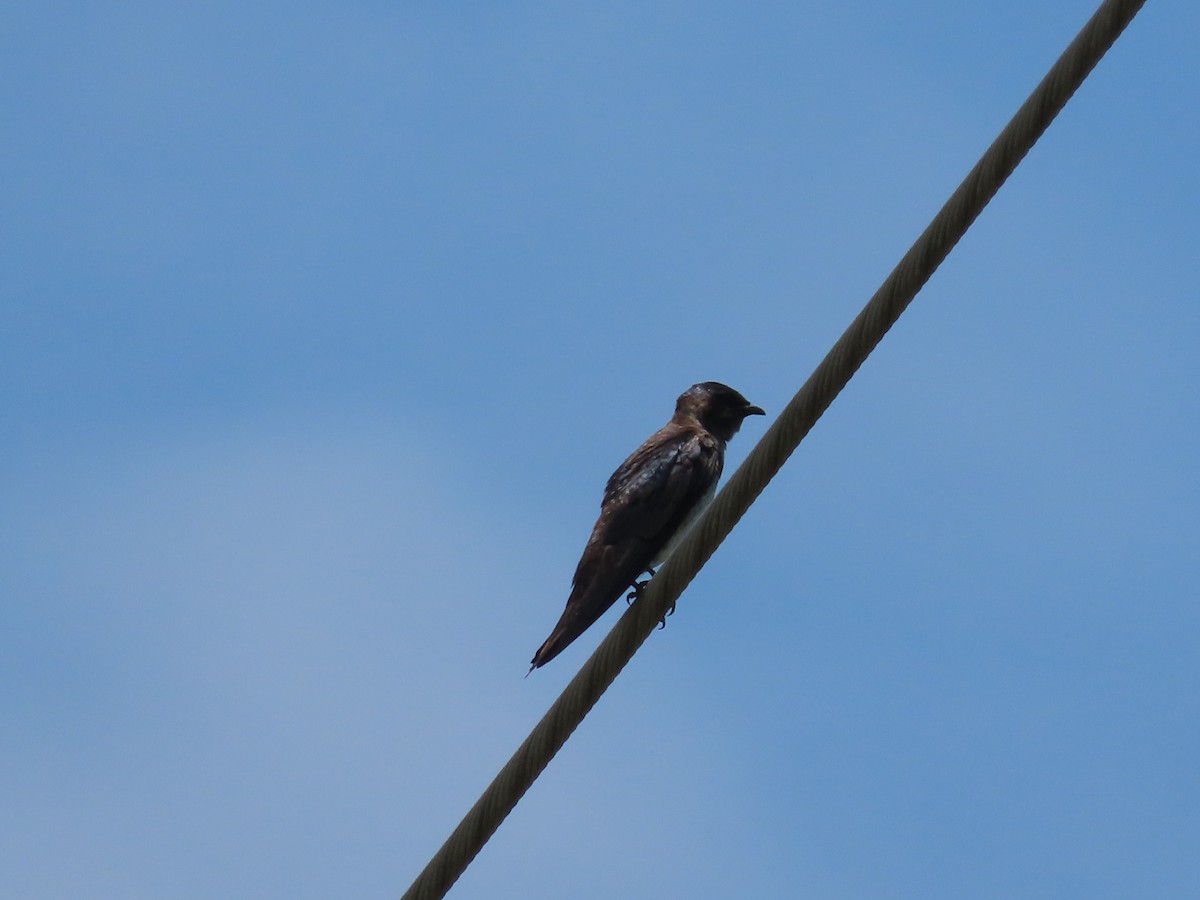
[530,382,765,671]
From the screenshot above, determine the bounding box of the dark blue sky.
[3,3,1197,897]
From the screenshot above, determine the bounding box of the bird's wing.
[530,428,721,669]
[601,429,722,551]
[565,430,720,633]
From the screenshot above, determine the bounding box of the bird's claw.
[656,601,676,629]
[624,568,657,605]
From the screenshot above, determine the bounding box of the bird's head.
[675,382,765,442]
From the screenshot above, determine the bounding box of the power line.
[401,1,1149,896]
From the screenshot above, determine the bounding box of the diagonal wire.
[402,1,1148,896]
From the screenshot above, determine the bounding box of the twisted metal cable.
[402,1,1147,896]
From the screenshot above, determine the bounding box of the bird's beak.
[745,404,766,417]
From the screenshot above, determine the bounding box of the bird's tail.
[529,616,577,671]
[528,547,650,672]
[528,582,615,671]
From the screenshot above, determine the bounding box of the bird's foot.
[656,601,676,629]
[624,568,657,605]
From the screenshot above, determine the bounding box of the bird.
[529,381,765,671]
